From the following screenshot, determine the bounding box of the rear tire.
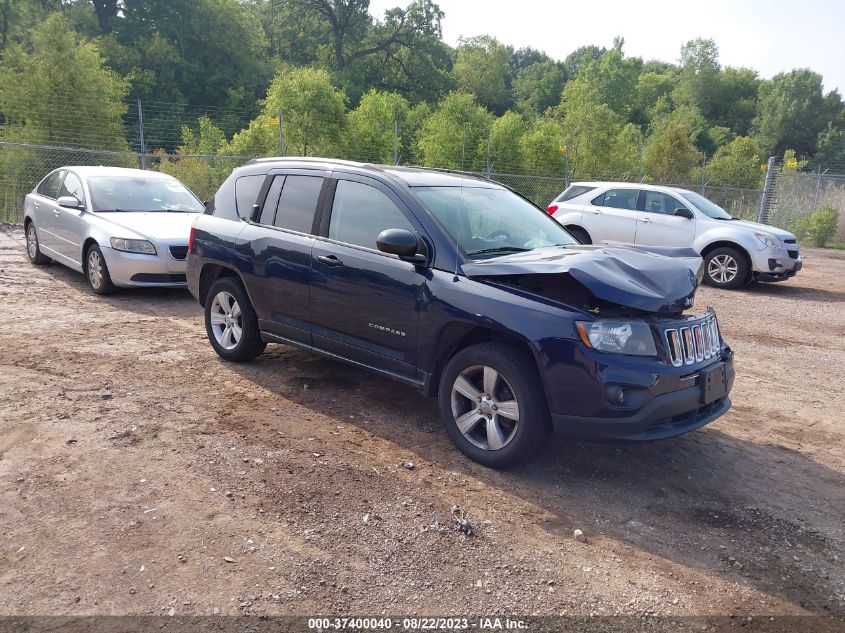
[567,226,591,245]
[25,222,51,265]
[204,277,266,362]
[85,244,116,295]
[703,247,749,289]
[438,342,552,469]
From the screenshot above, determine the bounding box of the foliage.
[707,136,763,188]
[512,61,567,116]
[416,92,493,170]
[792,206,839,247]
[452,36,512,114]
[489,111,526,173]
[642,107,703,184]
[345,90,410,163]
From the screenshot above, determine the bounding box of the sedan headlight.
[110,237,157,255]
[754,231,780,249]
[575,320,657,356]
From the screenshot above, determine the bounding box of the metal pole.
[393,119,399,165]
[137,99,147,169]
[278,109,285,157]
[485,128,492,177]
[813,163,822,210]
[700,153,706,192]
[563,144,570,188]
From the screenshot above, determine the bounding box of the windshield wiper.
[467,246,531,257]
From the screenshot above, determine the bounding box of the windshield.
[679,190,732,220]
[87,176,204,213]
[414,185,577,259]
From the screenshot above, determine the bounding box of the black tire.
[25,221,51,265]
[703,246,749,289]
[567,226,591,244]
[437,342,552,469]
[204,277,266,362]
[85,244,116,295]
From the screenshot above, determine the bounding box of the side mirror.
[57,196,84,210]
[376,228,426,264]
[674,208,694,219]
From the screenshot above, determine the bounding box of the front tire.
[703,247,749,289]
[25,222,51,265]
[85,244,116,295]
[438,342,552,469]
[204,277,266,362]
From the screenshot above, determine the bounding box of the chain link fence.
[3,140,845,243]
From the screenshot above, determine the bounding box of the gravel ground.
[0,225,843,618]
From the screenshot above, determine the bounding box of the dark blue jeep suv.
[186,158,734,467]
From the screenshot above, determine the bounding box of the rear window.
[273,175,323,233]
[557,185,596,202]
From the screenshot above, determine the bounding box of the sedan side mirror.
[674,208,694,219]
[57,196,84,210]
[376,228,427,264]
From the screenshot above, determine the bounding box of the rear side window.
[258,176,284,225]
[273,175,323,233]
[598,189,639,210]
[38,170,64,199]
[235,175,265,220]
[328,180,414,250]
[558,185,596,202]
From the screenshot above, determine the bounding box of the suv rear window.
[274,175,323,233]
[235,175,265,220]
[557,185,596,202]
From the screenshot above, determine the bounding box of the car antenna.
[453,180,464,282]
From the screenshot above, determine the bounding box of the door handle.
[316,254,343,267]
[640,217,652,223]
[53,209,61,216]
[591,209,602,215]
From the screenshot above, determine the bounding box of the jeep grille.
[664,313,722,367]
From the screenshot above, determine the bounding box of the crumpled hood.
[462,244,703,314]
[97,211,200,242]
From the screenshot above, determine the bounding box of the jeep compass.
[187,159,735,468]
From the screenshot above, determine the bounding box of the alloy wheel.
[708,254,738,284]
[26,225,37,259]
[88,249,103,289]
[450,365,520,451]
[209,291,242,350]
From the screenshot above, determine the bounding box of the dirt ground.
[0,224,843,618]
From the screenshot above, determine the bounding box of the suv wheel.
[438,342,551,468]
[25,222,51,265]
[204,277,266,362]
[86,244,116,294]
[704,247,749,289]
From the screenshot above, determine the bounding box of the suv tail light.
[546,204,558,215]
[187,225,195,253]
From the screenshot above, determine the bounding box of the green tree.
[512,61,567,116]
[569,38,641,118]
[673,38,721,119]
[754,69,832,156]
[636,71,675,121]
[642,107,703,184]
[707,136,763,188]
[815,123,845,163]
[715,67,759,136]
[521,118,564,176]
[417,92,492,170]
[262,66,348,156]
[345,89,410,163]
[489,111,526,172]
[452,35,512,114]
[0,13,128,149]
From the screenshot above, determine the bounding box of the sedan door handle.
[316,254,343,267]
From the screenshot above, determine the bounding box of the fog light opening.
[607,385,625,405]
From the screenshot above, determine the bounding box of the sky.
[368,0,845,94]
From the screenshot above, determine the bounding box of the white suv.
[548,182,802,289]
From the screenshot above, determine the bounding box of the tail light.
[546,204,558,215]
[187,225,195,253]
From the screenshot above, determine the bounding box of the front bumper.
[749,244,801,281]
[100,245,188,288]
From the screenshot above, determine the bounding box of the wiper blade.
[467,246,531,257]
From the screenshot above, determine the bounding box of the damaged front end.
[462,243,704,316]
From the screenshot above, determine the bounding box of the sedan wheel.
[25,223,50,265]
[209,291,243,350]
[451,365,520,451]
[85,245,115,294]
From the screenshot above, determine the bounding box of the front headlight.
[575,320,657,356]
[754,231,780,249]
[110,237,157,255]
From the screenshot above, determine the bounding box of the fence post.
[485,129,492,178]
[393,119,399,165]
[813,163,822,210]
[757,156,777,224]
[137,99,147,169]
[700,153,707,193]
[278,109,285,157]
[563,143,570,188]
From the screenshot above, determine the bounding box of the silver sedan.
[23,166,204,294]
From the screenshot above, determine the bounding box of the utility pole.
[137,99,147,169]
